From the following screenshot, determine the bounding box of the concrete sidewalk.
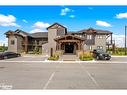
[0,55,127,64]
[21,55,49,57]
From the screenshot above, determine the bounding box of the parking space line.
[43,72,56,89]
[78,63,100,88]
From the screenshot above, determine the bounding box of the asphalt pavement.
[0,61,127,89]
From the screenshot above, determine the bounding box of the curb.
[111,56,127,57]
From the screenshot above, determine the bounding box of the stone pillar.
[59,43,61,50]
[78,42,80,50]
[56,43,58,50]
[111,33,112,44]
[25,37,28,53]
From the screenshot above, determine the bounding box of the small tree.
[33,46,40,54]
[0,44,7,52]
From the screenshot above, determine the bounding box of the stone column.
[59,43,61,50]
[25,37,28,53]
[78,42,80,50]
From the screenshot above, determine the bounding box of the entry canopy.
[54,35,85,42]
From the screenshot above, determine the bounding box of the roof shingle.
[30,32,48,38]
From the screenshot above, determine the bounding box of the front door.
[65,43,74,53]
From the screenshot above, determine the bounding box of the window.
[37,40,39,45]
[11,40,15,45]
[89,46,92,50]
[97,46,103,49]
[87,35,92,39]
[98,35,103,39]
[43,38,48,41]
[79,35,82,37]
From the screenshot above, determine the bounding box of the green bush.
[107,47,126,56]
[33,46,42,54]
[79,51,94,61]
[0,46,8,52]
[48,52,60,61]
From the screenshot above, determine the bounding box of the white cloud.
[116,12,127,19]
[30,28,46,33]
[96,20,111,27]
[60,8,73,16]
[0,38,8,46]
[69,15,75,18]
[33,21,50,29]
[0,14,20,27]
[30,21,50,33]
[112,34,125,47]
[22,19,28,23]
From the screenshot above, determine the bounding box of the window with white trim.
[97,46,103,49]
[89,46,92,50]
[87,35,92,39]
[98,35,103,39]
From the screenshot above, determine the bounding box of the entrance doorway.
[65,43,74,53]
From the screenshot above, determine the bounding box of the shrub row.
[48,52,61,61]
[79,51,94,61]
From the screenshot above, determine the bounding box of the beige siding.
[17,36,23,53]
[8,36,18,53]
[42,43,49,54]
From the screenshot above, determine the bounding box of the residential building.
[5,23,113,55]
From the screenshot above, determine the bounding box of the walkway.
[59,54,79,61]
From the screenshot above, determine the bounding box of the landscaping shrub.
[107,47,126,56]
[48,52,60,61]
[0,46,8,52]
[79,51,94,61]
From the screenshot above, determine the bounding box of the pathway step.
[59,54,79,61]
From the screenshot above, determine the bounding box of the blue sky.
[0,6,127,46]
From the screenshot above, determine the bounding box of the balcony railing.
[106,40,115,45]
[85,39,95,45]
[22,41,48,46]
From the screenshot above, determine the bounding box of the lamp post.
[125,26,127,55]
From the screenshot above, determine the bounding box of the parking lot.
[0,56,127,89]
[1,56,48,61]
[0,56,127,63]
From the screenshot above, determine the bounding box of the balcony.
[22,41,48,46]
[85,39,95,45]
[106,40,115,45]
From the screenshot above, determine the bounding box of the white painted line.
[111,56,127,57]
[0,60,127,64]
[78,63,100,88]
[43,72,56,89]
[85,70,100,88]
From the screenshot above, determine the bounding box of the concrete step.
[59,54,79,61]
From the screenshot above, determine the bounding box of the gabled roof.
[54,34,85,41]
[5,29,48,38]
[5,30,24,37]
[5,30,14,35]
[30,32,48,38]
[47,22,67,30]
[15,29,30,36]
[5,29,30,37]
[78,28,112,34]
